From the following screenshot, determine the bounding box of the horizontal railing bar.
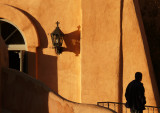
[97,102,125,104]
[97,102,160,109]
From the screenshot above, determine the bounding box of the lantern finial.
[56,21,60,27]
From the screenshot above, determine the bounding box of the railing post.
[126,106,127,113]
[97,102,160,113]
[153,107,154,113]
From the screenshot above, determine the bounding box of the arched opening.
[0,19,27,73]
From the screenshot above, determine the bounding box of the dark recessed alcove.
[139,0,160,93]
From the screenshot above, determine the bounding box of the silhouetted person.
[125,72,146,113]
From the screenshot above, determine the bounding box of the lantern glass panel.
[60,37,63,46]
[55,35,59,44]
[51,34,54,44]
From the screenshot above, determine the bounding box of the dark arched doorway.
[0,19,27,73]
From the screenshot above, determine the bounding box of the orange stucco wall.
[81,0,121,103]
[81,0,160,109]
[0,0,159,110]
[1,68,115,113]
[122,0,160,107]
[0,25,115,113]
[0,0,81,102]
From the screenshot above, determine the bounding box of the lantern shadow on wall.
[51,22,80,56]
[63,25,80,56]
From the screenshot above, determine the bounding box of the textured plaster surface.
[81,0,160,109]
[122,0,160,108]
[1,68,115,113]
[81,0,121,104]
[0,1,81,102]
[0,0,159,110]
[0,4,39,50]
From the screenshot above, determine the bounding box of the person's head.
[135,72,142,81]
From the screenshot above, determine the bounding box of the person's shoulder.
[130,80,135,83]
[127,80,135,87]
[140,82,144,87]
[130,80,136,84]
[136,81,144,88]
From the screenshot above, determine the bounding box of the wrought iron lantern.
[51,21,64,55]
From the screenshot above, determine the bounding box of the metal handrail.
[97,102,160,113]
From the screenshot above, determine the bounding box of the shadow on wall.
[28,51,58,93]
[118,0,124,112]
[137,0,160,102]
[37,49,58,93]
[7,50,58,93]
[8,5,48,48]
[4,5,59,93]
[1,68,116,113]
[2,68,49,113]
[62,26,80,56]
[133,0,160,106]
[3,5,81,93]
[10,5,81,56]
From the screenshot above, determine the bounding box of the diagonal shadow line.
[133,0,160,107]
[4,5,49,80]
[4,4,48,48]
[118,0,124,112]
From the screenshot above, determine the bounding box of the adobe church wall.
[138,0,160,97]
[1,68,115,113]
[0,1,81,102]
[81,0,160,108]
[0,0,159,109]
[122,0,160,107]
[81,0,121,104]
